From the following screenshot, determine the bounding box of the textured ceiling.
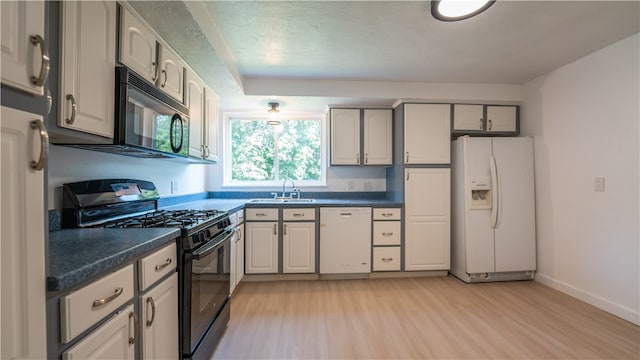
[130,1,639,112]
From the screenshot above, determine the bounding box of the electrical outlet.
[171,181,179,194]
[363,180,373,191]
[594,177,605,192]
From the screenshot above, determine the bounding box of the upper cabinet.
[453,104,519,135]
[119,6,157,84]
[59,1,116,138]
[404,104,451,165]
[330,108,393,166]
[1,1,49,96]
[185,68,218,161]
[118,6,185,103]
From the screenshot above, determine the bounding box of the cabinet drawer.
[283,208,316,221]
[373,221,401,245]
[245,208,278,221]
[139,243,177,291]
[373,208,401,220]
[373,247,401,271]
[60,264,134,343]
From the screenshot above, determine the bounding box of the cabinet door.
[1,1,47,95]
[204,86,219,161]
[330,108,360,165]
[59,1,116,138]
[185,69,205,158]
[62,305,135,360]
[119,6,157,83]
[245,222,278,274]
[283,222,316,273]
[404,104,451,164]
[363,109,392,165]
[1,107,47,359]
[158,45,184,103]
[486,105,517,133]
[141,273,178,360]
[236,224,245,285]
[453,104,484,132]
[404,168,451,271]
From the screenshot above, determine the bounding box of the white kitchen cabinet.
[62,304,136,360]
[373,247,401,271]
[404,104,451,164]
[330,108,360,165]
[453,104,484,132]
[157,44,184,103]
[404,168,451,271]
[119,6,157,84]
[59,0,116,138]
[486,105,518,133]
[230,210,245,294]
[186,69,205,158]
[245,220,279,274]
[1,0,48,95]
[363,109,393,165]
[283,221,316,274]
[204,85,219,161]
[1,106,48,359]
[140,273,178,360]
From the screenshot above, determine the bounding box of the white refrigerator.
[451,136,536,282]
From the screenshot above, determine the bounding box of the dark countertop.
[48,228,181,292]
[162,198,402,211]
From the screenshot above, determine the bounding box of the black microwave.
[69,67,189,159]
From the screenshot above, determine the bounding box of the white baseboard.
[535,273,639,326]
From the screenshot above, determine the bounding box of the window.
[224,113,326,187]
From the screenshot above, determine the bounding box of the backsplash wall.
[47,145,208,210]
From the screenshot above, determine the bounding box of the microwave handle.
[170,114,184,153]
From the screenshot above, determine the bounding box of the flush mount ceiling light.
[431,0,496,21]
[267,102,281,125]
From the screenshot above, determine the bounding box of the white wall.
[521,33,639,325]
[47,145,208,210]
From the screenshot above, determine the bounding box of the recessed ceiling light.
[431,0,496,21]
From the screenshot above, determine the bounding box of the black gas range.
[62,179,233,359]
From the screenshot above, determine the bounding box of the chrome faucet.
[282,179,295,198]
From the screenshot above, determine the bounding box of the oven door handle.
[192,229,234,260]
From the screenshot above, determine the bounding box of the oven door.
[184,229,232,355]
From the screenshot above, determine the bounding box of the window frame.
[222,111,327,188]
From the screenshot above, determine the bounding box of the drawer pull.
[273,224,277,235]
[92,287,123,308]
[382,232,394,236]
[284,224,287,235]
[146,297,156,327]
[382,257,394,262]
[293,213,305,217]
[155,258,172,271]
[381,213,393,217]
[256,213,267,216]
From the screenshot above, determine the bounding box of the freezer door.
[492,138,536,271]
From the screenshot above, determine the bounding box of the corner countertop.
[161,198,402,212]
[48,228,181,293]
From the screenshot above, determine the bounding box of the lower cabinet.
[245,221,279,274]
[372,208,401,272]
[140,273,178,360]
[282,222,315,273]
[372,247,401,271]
[230,209,245,294]
[62,304,135,360]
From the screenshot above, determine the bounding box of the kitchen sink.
[247,198,315,203]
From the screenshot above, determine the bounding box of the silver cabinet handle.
[283,224,287,235]
[365,153,368,164]
[256,213,267,216]
[146,297,156,327]
[65,94,77,124]
[405,152,409,163]
[92,287,123,308]
[406,171,410,181]
[488,119,493,130]
[356,153,360,164]
[382,232,394,237]
[29,119,49,171]
[161,69,167,87]
[382,257,394,262]
[155,258,172,271]
[205,145,210,158]
[273,224,277,235]
[29,35,50,87]
[151,62,158,82]
[381,213,393,217]
[200,144,205,158]
[292,213,305,217]
[479,118,483,130]
[129,311,138,345]
[340,213,352,216]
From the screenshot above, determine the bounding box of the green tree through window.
[230,118,321,182]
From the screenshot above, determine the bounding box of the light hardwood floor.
[213,276,639,359]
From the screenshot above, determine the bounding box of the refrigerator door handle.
[489,155,499,229]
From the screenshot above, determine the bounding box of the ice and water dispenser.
[469,177,491,209]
